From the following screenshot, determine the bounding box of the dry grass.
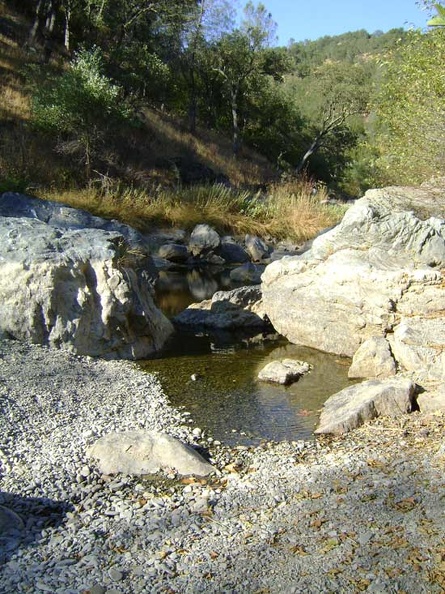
[43,178,345,242]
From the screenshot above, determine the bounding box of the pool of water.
[140,330,354,446]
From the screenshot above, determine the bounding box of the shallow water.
[140,330,354,446]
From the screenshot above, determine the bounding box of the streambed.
[140,266,354,445]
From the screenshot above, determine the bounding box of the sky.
[261,0,429,45]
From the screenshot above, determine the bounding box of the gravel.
[1,338,445,593]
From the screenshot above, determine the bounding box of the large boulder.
[262,183,445,386]
[87,431,214,477]
[315,377,416,435]
[0,216,173,359]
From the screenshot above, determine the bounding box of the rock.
[229,263,263,284]
[258,359,311,385]
[189,224,220,257]
[315,377,417,434]
[174,286,269,330]
[87,431,214,477]
[262,184,445,386]
[417,384,445,413]
[158,243,189,263]
[348,336,397,379]
[391,317,445,381]
[245,234,270,262]
[0,217,173,359]
[0,505,24,534]
[219,238,250,264]
[0,192,153,256]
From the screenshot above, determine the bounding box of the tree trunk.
[231,86,240,157]
[63,0,71,52]
[28,0,44,45]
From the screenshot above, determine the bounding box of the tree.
[289,60,370,175]
[371,27,445,184]
[31,47,131,179]
[210,2,278,156]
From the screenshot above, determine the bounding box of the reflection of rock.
[315,377,416,434]
[258,359,311,385]
[230,263,264,284]
[158,243,189,263]
[187,269,219,301]
[88,431,214,477]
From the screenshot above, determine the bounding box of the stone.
[158,243,189,263]
[258,359,311,385]
[416,384,445,413]
[315,377,416,434]
[87,431,215,476]
[262,184,445,387]
[219,238,250,264]
[0,216,173,359]
[348,336,397,379]
[189,224,220,257]
[174,286,269,330]
[245,234,270,261]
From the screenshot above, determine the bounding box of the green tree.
[31,47,131,179]
[372,28,445,184]
[209,2,278,156]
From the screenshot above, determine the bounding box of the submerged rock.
[258,359,311,385]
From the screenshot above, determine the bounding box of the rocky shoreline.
[1,338,445,594]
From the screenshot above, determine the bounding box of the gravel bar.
[1,338,444,593]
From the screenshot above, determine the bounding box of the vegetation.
[0,0,442,240]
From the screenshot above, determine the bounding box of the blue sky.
[262,0,429,45]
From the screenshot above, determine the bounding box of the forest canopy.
[1,0,443,195]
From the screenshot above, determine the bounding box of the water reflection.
[140,333,354,445]
[155,267,239,318]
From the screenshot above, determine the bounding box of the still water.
[140,266,354,445]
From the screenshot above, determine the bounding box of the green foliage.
[31,47,131,179]
[371,28,445,184]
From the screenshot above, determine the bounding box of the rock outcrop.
[0,201,173,359]
[262,183,445,390]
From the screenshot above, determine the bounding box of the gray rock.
[417,385,445,413]
[219,238,250,264]
[0,192,152,255]
[0,216,173,359]
[348,336,397,379]
[258,359,311,385]
[315,377,416,434]
[158,243,189,263]
[245,234,270,261]
[189,224,220,257]
[87,431,214,477]
[262,184,445,387]
[174,286,269,329]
